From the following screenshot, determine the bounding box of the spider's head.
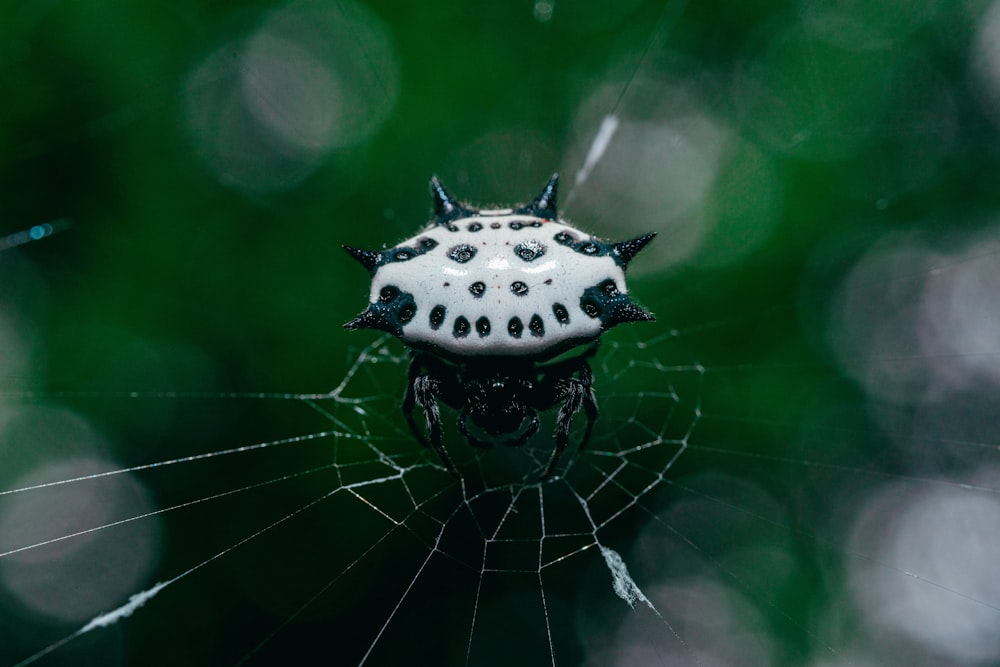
[465,371,535,440]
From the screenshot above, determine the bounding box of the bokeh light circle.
[183,0,399,193]
[0,408,163,625]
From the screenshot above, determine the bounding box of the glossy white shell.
[368,211,627,358]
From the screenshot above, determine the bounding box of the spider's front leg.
[403,353,462,476]
[540,358,598,478]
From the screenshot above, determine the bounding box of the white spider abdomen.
[345,174,655,361]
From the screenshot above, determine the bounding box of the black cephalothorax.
[402,345,599,478]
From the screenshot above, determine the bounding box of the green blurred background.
[2,0,1000,665]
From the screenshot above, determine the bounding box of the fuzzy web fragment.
[14,582,171,667]
[573,115,619,193]
[81,581,168,633]
[600,546,651,610]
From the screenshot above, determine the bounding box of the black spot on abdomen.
[529,314,545,337]
[346,285,417,337]
[448,244,477,263]
[476,316,491,337]
[379,285,400,303]
[398,303,415,323]
[514,241,546,262]
[579,278,654,329]
[508,317,523,338]
[429,305,446,329]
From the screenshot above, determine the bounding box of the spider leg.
[414,376,444,447]
[537,341,599,379]
[457,406,494,449]
[541,359,599,478]
[501,410,539,447]
[402,357,429,447]
[576,362,599,452]
[542,382,583,478]
[403,353,460,476]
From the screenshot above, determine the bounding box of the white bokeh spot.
[183,0,399,193]
[849,472,1000,663]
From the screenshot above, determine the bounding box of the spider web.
[1,332,702,666]
[3,1,1000,666]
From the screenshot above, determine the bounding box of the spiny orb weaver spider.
[344,174,655,478]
